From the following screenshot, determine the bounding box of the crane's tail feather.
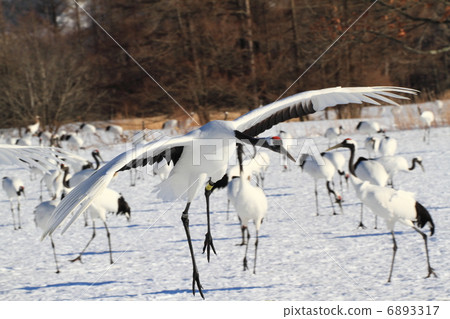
[415,201,435,236]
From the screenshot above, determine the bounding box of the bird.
[356,120,384,136]
[26,116,40,135]
[299,152,343,216]
[79,123,97,134]
[353,149,389,229]
[279,130,293,171]
[59,132,84,151]
[106,124,124,142]
[2,176,25,230]
[38,131,53,147]
[65,150,104,188]
[374,155,424,188]
[327,138,436,282]
[364,136,381,158]
[324,125,344,147]
[379,135,398,157]
[418,106,434,143]
[15,133,33,146]
[232,143,267,274]
[42,86,418,299]
[322,150,348,192]
[34,199,62,273]
[162,119,179,135]
[70,188,131,265]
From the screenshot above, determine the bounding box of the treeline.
[0,0,448,130]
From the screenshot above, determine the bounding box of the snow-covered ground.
[0,117,449,301]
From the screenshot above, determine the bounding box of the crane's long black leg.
[358,203,367,229]
[314,181,319,216]
[17,201,22,229]
[70,220,96,263]
[181,202,204,299]
[374,215,378,229]
[326,181,340,215]
[50,235,60,274]
[237,224,247,246]
[83,211,89,227]
[202,182,216,262]
[243,228,250,271]
[253,230,259,274]
[103,221,114,264]
[387,231,398,283]
[226,199,230,221]
[10,201,17,230]
[413,227,437,279]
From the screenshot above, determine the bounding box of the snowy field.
[0,117,449,301]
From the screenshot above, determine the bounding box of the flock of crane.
[0,85,442,299]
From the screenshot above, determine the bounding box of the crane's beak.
[419,161,425,172]
[326,142,344,152]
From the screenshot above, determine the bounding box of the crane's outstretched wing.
[0,144,72,172]
[233,86,418,137]
[42,135,193,239]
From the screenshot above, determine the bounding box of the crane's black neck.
[346,144,357,177]
[236,143,244,174]
[62,167,70,189]
[409,158,420,171]
[93,153,101,169]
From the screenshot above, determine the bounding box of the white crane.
[299,153,343,216]
[364,136,381,158]
[70,188,131,265]
[64,150,104,188]
[15,133,33,146]
[322,150,348,192]
[80,123,97,134]
[379,135,397,157]
[42,86,417,299]
[279,130,293,171]
[162,119,179,135]
[374,155,424,188]
[354,153,389,229]
[232,143,267,274]
[324,125,344,147]
[34,199,62,273]
[60,132,84,151]
[2,176,25,230]
[356,120,384,136]
[328,138,436,282]
[106,124,124,142]
[418,106,434,143]
[26,116,40,135]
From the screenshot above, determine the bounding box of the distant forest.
[0,0,448,131]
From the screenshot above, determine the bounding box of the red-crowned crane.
[418,106,434,144]
[232,143,267,274]
[299,153,343,216]
[34,199,62,273]
[2,176,25,230]
[69,188,131,265]
[374,155,424,188]
[356,120,384,136]
[42,86,418,299]
[324,125,344,147]
[328,138,436,282]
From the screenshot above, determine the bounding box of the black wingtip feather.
[415,201,434,236]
